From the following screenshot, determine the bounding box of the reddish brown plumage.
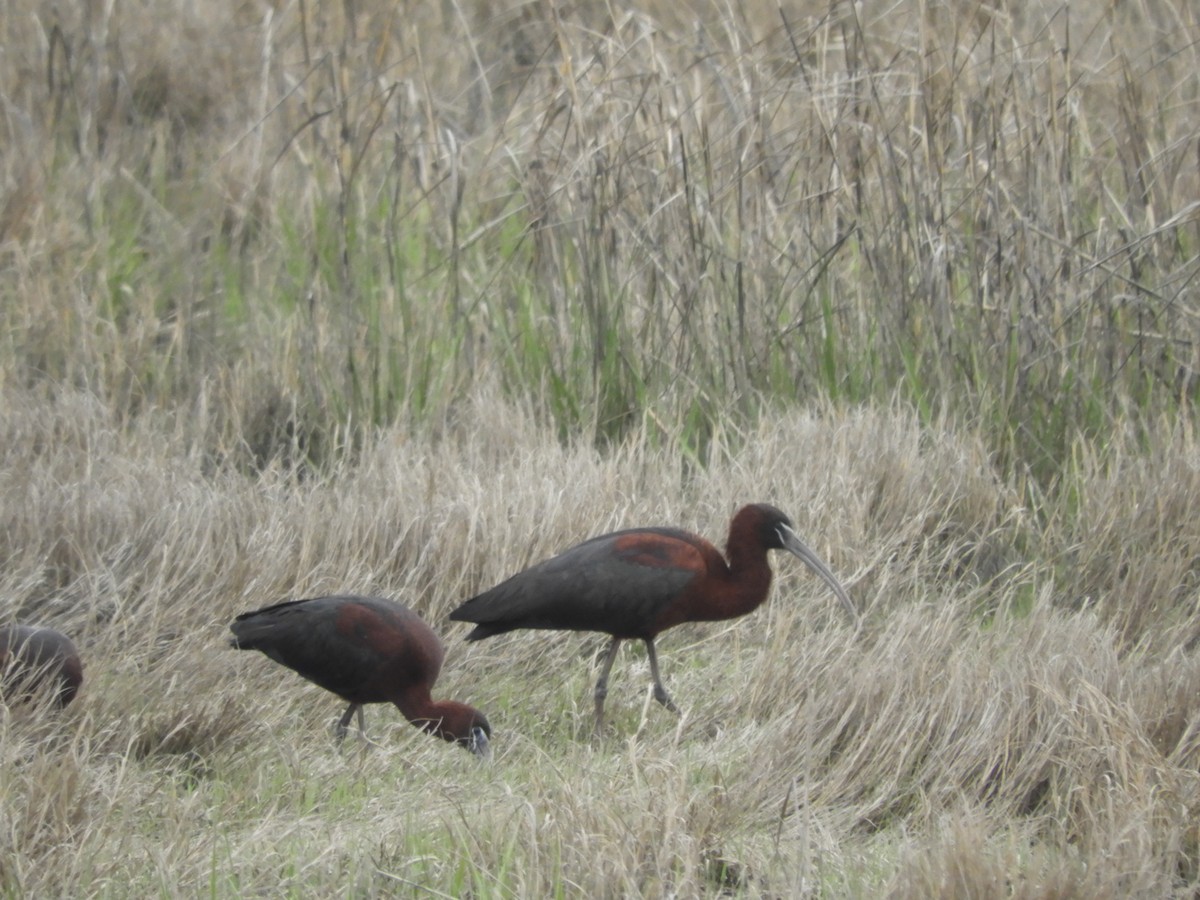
[230,595,490,754]
[450,503,857,731]
[0,624,83,707]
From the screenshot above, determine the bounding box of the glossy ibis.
[0,624,83,707]
[230,595,491,755]
[450,503,857,731]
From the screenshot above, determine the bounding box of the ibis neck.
[715,534,774,618]
[396,693,475,745]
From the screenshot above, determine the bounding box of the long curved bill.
[778,525,859,624]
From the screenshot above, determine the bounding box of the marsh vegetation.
[1,0,1199,895]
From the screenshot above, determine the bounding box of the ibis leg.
[593,637,623,733]
[336,703,362,742]
[644,639,679,714]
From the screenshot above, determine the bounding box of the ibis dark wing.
[0,625,82,706]
[230,596,425,703]
[450,527,713,640]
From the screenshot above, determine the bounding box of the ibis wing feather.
[231,596,442,703]
[451,527,714,640]
[0,625,83,706]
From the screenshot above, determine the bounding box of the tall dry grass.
[1,0,1200,895]
[1,0,1197,473]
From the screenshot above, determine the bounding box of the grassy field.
[2,0,1199,895]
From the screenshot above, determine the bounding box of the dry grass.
[1,391,1198,896]
[2,0,1200,895]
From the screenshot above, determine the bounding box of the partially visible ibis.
[0,624,84,707]
[230,596,491,755]
[450,503,856,731]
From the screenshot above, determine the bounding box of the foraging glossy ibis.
[450,503,857,731]
[0,624,83,707]
[230,595,491,755]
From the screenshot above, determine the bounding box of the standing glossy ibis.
[230,596,491,755]
[0,624,84,707]
[450,503,857,731]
